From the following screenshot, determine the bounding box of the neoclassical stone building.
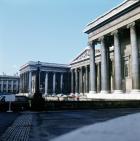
[70,47,102,95]
[0,75,19,94]
[84,0,140,95]
[19,61,70,96]
[20,0,140,99]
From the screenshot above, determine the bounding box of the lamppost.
[31,61,45,110]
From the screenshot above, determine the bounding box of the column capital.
[84,65,88,69]
[74,68,78,72]
[88,41,97,47]
[71,69,74,73]
[79,66,83,70]
[127,22,135,29]
[111,30,118,36]
[98,36,104,42]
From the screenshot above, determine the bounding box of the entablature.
[85,0,140,42]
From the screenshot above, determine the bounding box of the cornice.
[84,0,140,34]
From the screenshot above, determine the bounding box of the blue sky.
[0,0,124,75]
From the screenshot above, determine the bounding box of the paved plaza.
[0,112,19,138]
[0,109,140,141]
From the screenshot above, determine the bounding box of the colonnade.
[20,22,140,96]
[21,71,66,95]
[0,79,19,93]
[89,22,140,94]
[44,72,64,95]
[71,66,90,95]
[20,72,30,93]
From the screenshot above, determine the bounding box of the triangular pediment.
[70,47,90,64]
[70,47,101,65]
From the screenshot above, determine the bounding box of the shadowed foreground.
[29,109,140,141]
[1,109,140,141]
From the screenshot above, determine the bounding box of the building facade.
[70,46,115,95]
[84,0,140,94]
[19,61,70,96]
[0,75,19,94]
[20,0,140,98]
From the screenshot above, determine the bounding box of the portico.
[19,61,70,97]
[84,0,140,96]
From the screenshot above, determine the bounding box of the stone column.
[24,73,26,93]
[79,67,83,95]
[71,69,74,94]
[22,74,24,93]
[53,72,56,95]
[19,74,22,93]
[97,62,101,93]
[88,66,90,92]
[11,80,14,93]
[1,80,3,92]
[112,30,123,93]
[45,72,48,95]
[24,72,28,94]
[6,80,8,92]
[23,73,24,93]
[89,41,96,94]
[128,22,140,93]
[85,66,88,94]
[16,80,18,93]
[60,73,63,94]
[100,37,109,93]
[75,69,78,94]
[78,70,80,94]
[28,71,32,95]
[110,59,114,92]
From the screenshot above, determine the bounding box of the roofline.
[70,46,114,66]
[84,0,139,33]
[20,61,70,71]
[0,75,19,78]
[69,46,90,65]
[70,47,101,65]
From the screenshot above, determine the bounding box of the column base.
[83,93,88,96]
[28,93,33,98]
[28,92,32,96]
[70,93,74,95]
[44,93,48,97]
[70,93,75,97]
[52,93,56,96]
[74,93,80,101]
[7,110,13,113]
[89,91,96,94]
[80,93,84,96]
[131,89,140,94]
[84,93,88,95]
[75,93,79,96]
[100,90,109,94]
[113,90,123,94]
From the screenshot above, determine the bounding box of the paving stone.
[0,114,32,141]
